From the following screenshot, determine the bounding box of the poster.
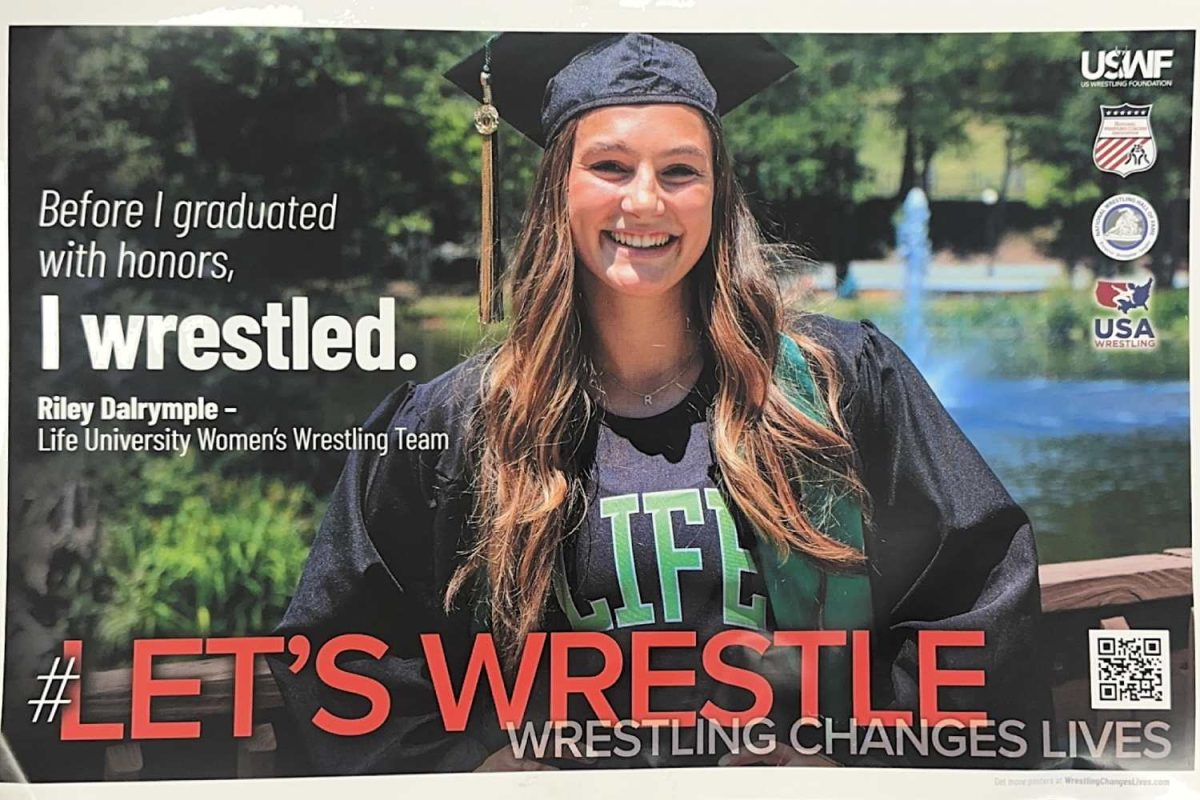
[1,2,1197,798]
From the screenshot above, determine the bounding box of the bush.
[71,455,322,664]
[1044,293,1084,348]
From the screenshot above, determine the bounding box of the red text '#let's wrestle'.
[47,630,986,743]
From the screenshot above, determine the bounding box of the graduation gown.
[267,314,1049,773]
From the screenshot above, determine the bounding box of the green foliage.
[870,33,982,191]
[24,28,493,281]
[1045,294,1084,348]
[731,35,870,202]
[73,455,322,664]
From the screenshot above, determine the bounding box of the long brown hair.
[446,114,865,658]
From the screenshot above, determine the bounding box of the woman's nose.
[620,166,665,216]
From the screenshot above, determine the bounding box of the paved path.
[805,261,1171,293]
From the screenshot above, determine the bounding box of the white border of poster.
[0,1,1197,798]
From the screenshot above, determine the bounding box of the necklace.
[598,350,700,407]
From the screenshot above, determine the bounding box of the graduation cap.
[444,33,797,322]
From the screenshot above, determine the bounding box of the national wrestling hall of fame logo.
[1091,193,1159,263]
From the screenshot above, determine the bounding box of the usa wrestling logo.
[1093,278,1156,349]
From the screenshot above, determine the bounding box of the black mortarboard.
[443,33,797,321]
[446,33,796,147]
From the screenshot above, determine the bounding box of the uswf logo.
[1093,104,1156,178]
[1093,278,1156,349]
[1080,49,1174,87]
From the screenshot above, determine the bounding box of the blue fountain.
[897,188,931,369]
[893,190,1190,564]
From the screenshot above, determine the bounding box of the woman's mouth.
[604,230,678,251]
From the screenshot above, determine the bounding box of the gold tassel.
[475,68,503,323]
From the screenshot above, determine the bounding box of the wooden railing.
[1039,547,1193,612]
[1037,546,1194,766]
[56,547,1197,779]
[84,658,283,779]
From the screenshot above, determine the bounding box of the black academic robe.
[267,314,1050,773]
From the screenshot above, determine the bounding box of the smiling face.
[567,104,715,302]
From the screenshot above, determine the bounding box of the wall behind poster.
[3,26,1193,780]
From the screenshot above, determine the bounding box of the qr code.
[1088,629,1170,710]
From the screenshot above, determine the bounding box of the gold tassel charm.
[475,66,503,323]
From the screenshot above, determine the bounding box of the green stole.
[752,333,873,723]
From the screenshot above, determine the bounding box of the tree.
[726,34,874,285]
[974,33,1081,266]
[21,28,502,288]
[870,34,983,199]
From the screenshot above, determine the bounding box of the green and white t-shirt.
[550,369,775,765]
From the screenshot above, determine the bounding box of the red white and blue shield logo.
[1093,104,1156,178]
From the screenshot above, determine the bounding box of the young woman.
[271,33,1047,773]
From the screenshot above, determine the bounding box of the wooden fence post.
[236,722,277,778]
[104,743,143,781]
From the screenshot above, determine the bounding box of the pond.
[942,377,1191,564]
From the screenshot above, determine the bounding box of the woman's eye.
[663,165,701,179]
[591,161,629,174]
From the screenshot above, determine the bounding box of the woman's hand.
[718,745,839,767]
[475,747,559,772]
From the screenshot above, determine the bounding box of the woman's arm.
[854,322,1047,728]
[267,377,490,774]
[800,315,1051,765]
